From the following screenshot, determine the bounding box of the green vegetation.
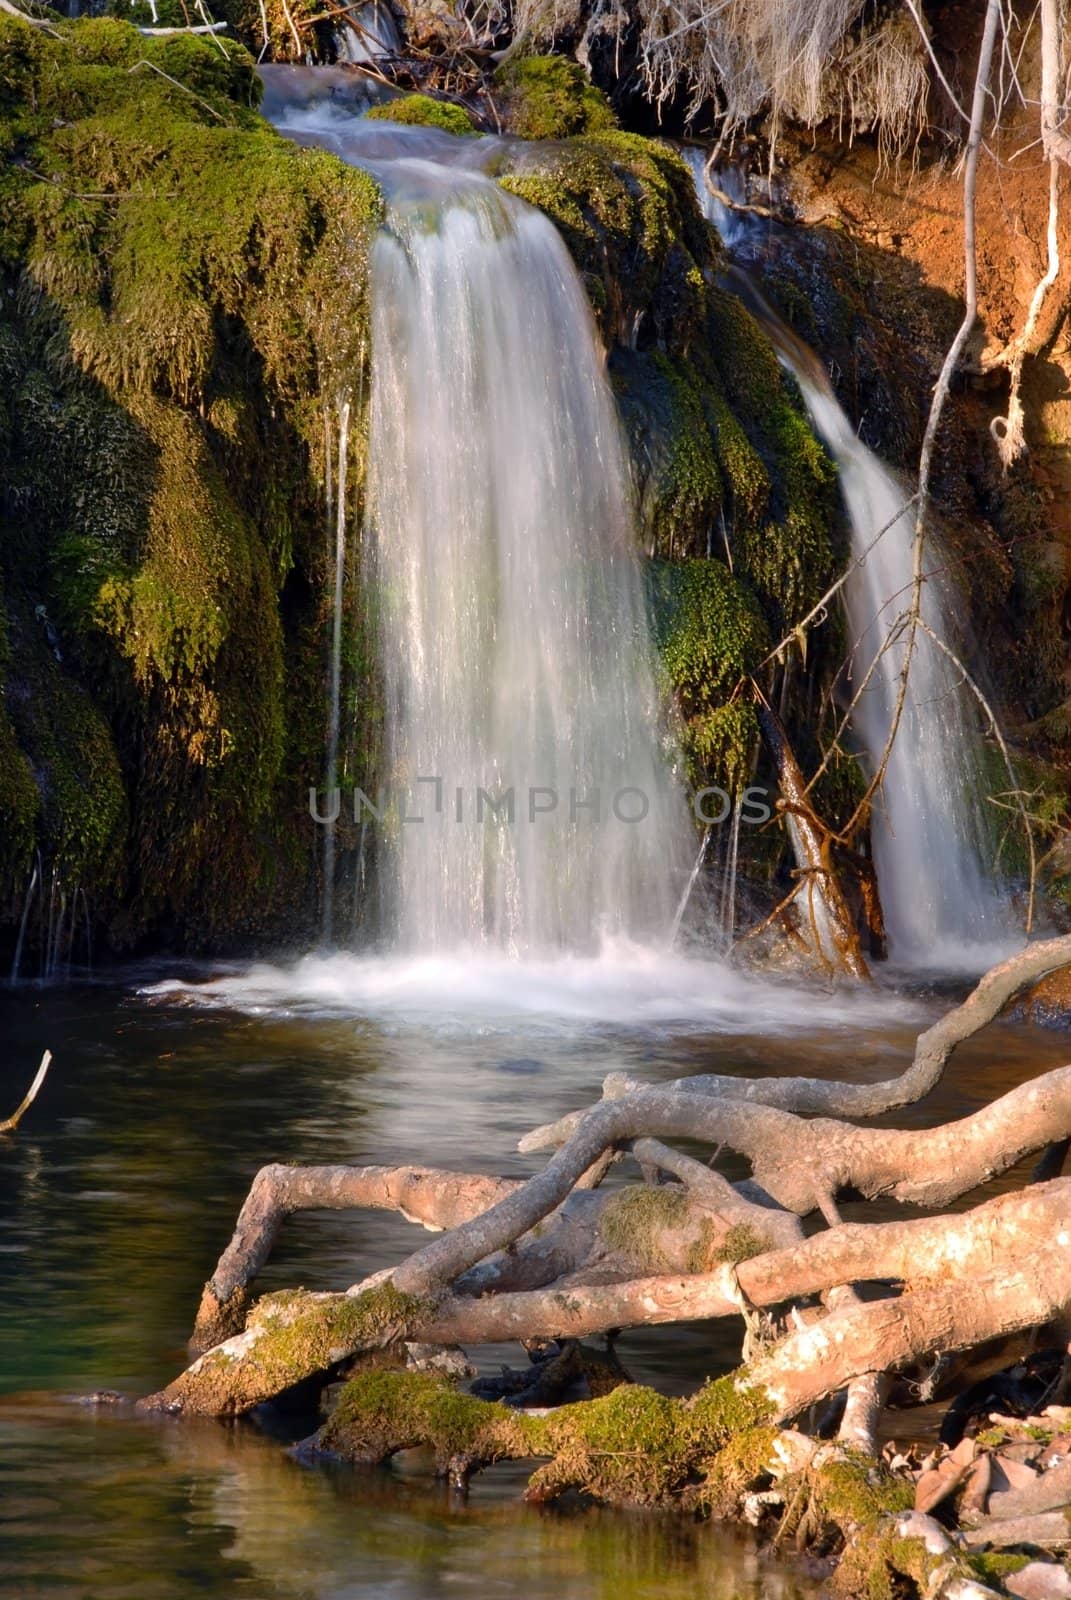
[496,55,616,141]
[320,1365,775,1505]
[366,94,478,137]
[500,128,837,811]
[0,13,382,952]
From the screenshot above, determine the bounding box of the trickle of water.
[683,149,1018,967]
[322,397,351,946]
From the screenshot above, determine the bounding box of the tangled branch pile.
[142,935,1071,1598]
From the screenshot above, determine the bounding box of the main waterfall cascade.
[278,103,696,955]
[682,152,1018,967]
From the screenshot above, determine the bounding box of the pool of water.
[0,957,1065,1597]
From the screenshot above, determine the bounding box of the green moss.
[321,1364,776,1506]
[599,1184,690,1269]
[622,352,724,555]
[697,1424,779,1516]
[498,131,714,350]
[246,1282,424,1384]
[496,55,616,141]
[704,289,838,634]
[0,604,40,889]
[321,1368,531,1467]
[366,93,478,137]
[685,701,760,794]
[688,1216,771,1267]
[808,1455,949,1600]
[967,1552,1031,1585]
[648,560,770,706]
[169,1282,428,1414]
[0,13,384,952]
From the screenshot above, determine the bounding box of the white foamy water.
[142,947,924,1034]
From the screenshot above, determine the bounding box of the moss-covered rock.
[366,93,478,137]
[0,14,383,957]
[496,55,616,141]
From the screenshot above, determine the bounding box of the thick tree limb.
[151,1180,1071,1414]
[748,1238,1071,1422]
[191,1164,521,1352]
[521,933,1071,1144]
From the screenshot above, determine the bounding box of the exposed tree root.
[146,941,1071,1595]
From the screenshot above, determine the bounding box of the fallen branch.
[522,932,1071,1137]
[0,1050,52,1134]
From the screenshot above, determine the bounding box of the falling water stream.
[366,168,694,953]
[684,152,1019,967]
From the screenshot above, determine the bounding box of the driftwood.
[140,935,1071,1598]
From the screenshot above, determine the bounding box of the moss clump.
[366,94,478,137]
[649,559,770,706]
[320,1368,531,1467]
[319,1365,776,1506]
[696,1424,780,1517]
[704,289,838,635]
[245,1282,424,1385]
[166,1282,427,1415]
[496,55,616,141]
[688,1220,771,1273]
[598,1184,690,1270]
[499,132,714,352]
[0,589,38,888]
[647,559,768,788]
[617,350,724,556]
[966,1552,1031,1586]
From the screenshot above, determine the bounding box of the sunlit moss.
[320,1365,775,1505]
[496,55,616,141]
[366,94,478,136]
[0,14,383,950]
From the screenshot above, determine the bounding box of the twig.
[756,494,918,673]
[0,1051,53,1135]
[127,59,229,123]
[916,617,1036,929]
[0,0,60,34]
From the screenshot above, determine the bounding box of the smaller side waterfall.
[685,151,1017,965]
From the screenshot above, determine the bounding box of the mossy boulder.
[0,14,383,956]
[496,55,616,141]
[499,130,712,351]
[366,93,478,137]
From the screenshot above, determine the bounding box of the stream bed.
[1,960,1066,1598]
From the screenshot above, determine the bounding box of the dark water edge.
[1,965,1065,1598]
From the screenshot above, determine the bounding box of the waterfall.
[366,170,693,953]
[684,151,1017,965]
[270,100,695,956]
